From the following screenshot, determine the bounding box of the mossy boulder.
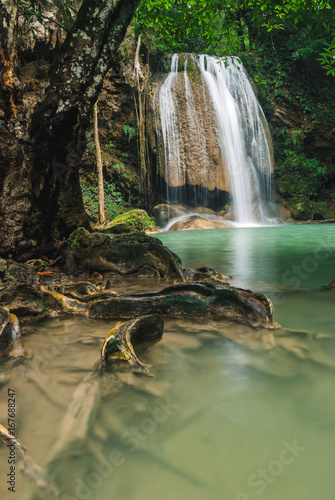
[103,209,157,234]
[184,266,231,285]
[68,227,184,281]
[7,262,40,286]
[0,259,9,283]
[0,259,7,274]
[43,281,273,323]
[0,284,46,320]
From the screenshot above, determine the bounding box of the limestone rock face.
[155,56,230,193]
[103,209,156,234]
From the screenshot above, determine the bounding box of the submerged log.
[46,315,163,476]
[101,315,164,373]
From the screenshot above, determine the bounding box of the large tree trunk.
[0,1,32,259]
[0,0,20,119]
[0,0,140,259]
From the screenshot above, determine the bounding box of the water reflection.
[1,225,335,500]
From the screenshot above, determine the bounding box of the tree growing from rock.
[0,0,140,259]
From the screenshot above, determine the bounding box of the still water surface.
[1,224,335,500]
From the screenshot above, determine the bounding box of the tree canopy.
[134,0,335,74]
[16,1,335,75]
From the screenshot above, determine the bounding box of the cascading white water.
[156,54,277,226]
[156,54,182,203]
[198,55,273,224]
[183,57,210,186]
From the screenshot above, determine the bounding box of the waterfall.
[156,54,181,204]
[155,54,277,226]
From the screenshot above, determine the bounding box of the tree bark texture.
[0,0,20,119]
[0,0,141,259]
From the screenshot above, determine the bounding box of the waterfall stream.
[155,54,277,226]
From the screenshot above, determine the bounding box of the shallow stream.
[1,224,335,500]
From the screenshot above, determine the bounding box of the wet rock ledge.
[0,229,274,354]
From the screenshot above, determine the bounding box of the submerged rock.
[68,227,184,281]
[103,209,157,234]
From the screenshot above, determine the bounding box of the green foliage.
[123,125,136,140]
[104,141,115,151]
[68,232,79,248]
[135,0,335,76]
[104,209,157,234]
[85,130,95,154]
[242,28,335,220]
[274,125,331,220]
[276,151,326,199]
[317,37,335,76]
[242,30,335,128]
[134,0,246,55]
[80,178,127,220]
[114,162,125,173]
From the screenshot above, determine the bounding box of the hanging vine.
[133,35,151,210]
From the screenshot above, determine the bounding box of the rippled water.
[1,224,335,500]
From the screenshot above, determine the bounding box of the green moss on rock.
[0,259,7,273]
[103,209,157,234]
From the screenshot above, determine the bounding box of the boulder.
[0,306,21,354]
[218,206,234,221]
[0,284,46,320]
[152,204,188,227]
[68,228,184,281]
[40,277,273,324]
[184,266,231,285]
[169,215,231,231]
[25,259,53,272]
[194,207,217,215]
[88,282,273,323]
[103,209,156,234]
[7,262,40,286]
